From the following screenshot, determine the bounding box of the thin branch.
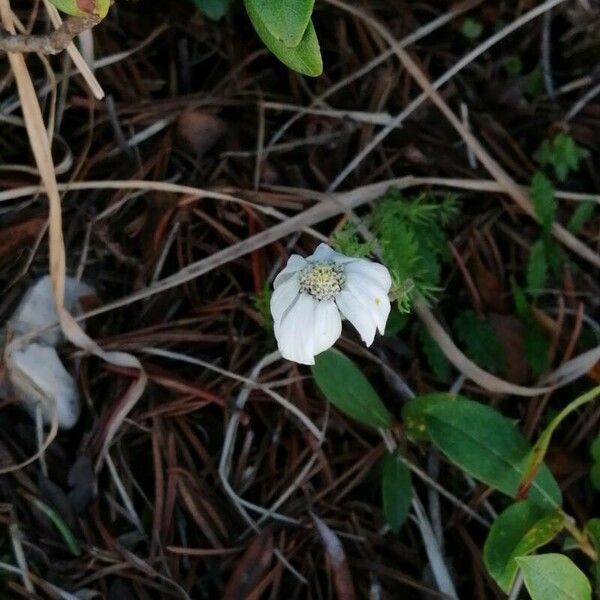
[0,15,99,54]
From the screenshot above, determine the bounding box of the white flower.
[271,243,392,365]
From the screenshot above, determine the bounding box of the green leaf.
[530,172,557,234]
[421,397,562,509]
[462,17,483,39]
[586,519,600,550]
[418,327,451,382]
[32,498,81,556]
[525,325,551,375]
[505,55,523,77]
[245,0,322,76]
[591,463,600,492]
[381,452,412,533]
[568,201,596,234]
[526,69,544,97]
[591,433,600,462]
[49,0,110,17]
[585,519,600,588]
[311,350,393,429]
[384,308,409,337]
[527,239,549,292]
[516,554,591,600]
[534,133,589,182]
[402,393,455,441]
[484,500,563,592]
[192,0,231,20]
[245,0,314,47]
[454,310,506,374]
[518,386,600,499]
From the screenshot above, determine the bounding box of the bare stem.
[0,15,99,55]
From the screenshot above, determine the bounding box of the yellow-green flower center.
[298,262,346,301]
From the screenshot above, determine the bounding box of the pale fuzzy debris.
[4,275,94,430]
[11,275,94,345]
[7,343,80,429]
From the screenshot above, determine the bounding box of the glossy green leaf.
[192,0,231,20]
[483,500,563,592]
[245,0,322,76]
[312,350,393,429]
[245,0,314,47]
[518,385,600,499]
[381,452,412,533]
[49,0,110,18]
[422,398,562,509]
[516,554,591,600]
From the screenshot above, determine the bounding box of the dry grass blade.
[0,0,145,474]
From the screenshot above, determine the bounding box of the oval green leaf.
[244,0,322,76]
[382,452,412,533]
[483,500,563,592]
[245,0,314,47]
[516,554,591,600]
[402,393,459,441]
[49,0,110,18]
[311,350,393,429]
[422,398,562,509]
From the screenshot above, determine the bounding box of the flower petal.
[275,293,316,364]
[270,276,300,327]
[312,300,342,355]
[274,254,307,288]
[335,290,377,346]
[345,259,392,293]
[308,243,356,264]
[345,273,391,334]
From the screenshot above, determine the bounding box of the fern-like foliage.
[530,171,556,235]
[371,190,460,311]
[331,222,375,258]
[526,239,548,292]
[333,190,459,313]
[568,200,596,234]
[252,283,274,337]
[534,133,589,182]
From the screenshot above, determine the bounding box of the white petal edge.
[312,300,342,355]
[345,260,392,293]
[308,243,356,264]
[275,294,317,364]
[274,254,307,288]
[270,277,300,328]
[345,275,391,334]
[335,290,377,346]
